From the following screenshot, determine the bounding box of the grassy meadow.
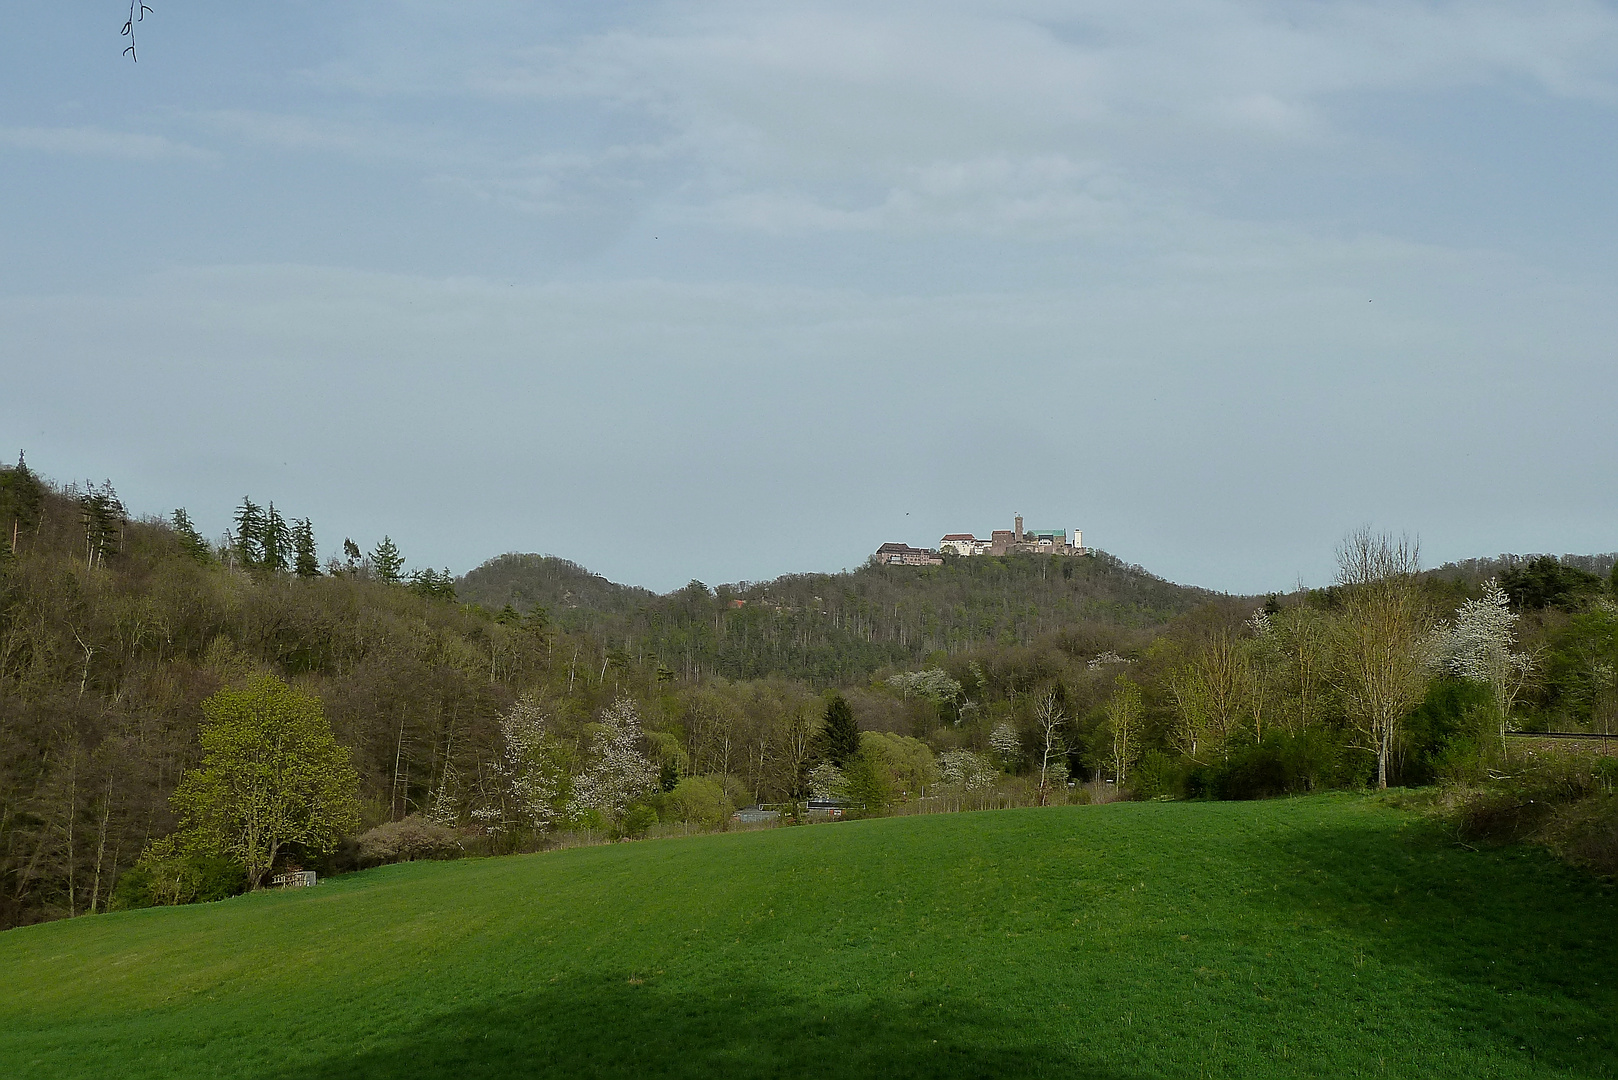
[1,794,1614,1079]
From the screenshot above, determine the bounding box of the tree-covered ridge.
[459,548,1217,685]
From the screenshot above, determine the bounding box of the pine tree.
[79,481,125,570]
[0,451,45,558]
[232,498,265,568]
[171,509,213,563]
[371,536,404,583]
[292,518,320,578]
[821,694,860,767]
[262,503,292,573]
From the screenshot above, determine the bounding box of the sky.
[3,2,1617,595]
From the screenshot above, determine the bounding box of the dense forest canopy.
[458,546,1215,684]
[4,456,1617,931]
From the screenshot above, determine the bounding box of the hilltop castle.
[875,515,1086,566]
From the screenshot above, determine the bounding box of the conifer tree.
[371,536,404,583]
[821,694,860,767]
[78,481,125,570]
[171,508,213,563]
[262,503,292,573]
[0,451,45,557]
[292,518,320,578]
[232,498,265,568]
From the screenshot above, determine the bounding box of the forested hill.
[458,550,1219,684]
[458,554,656,617]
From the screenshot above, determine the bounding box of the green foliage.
[1403,678,1497,784]
[111,836,245,909]
[262,504,291,573]
[232,497,265,567]
[857,731,939,798]
[0,453,45,551]
[659,776,731,828]
[618,801,659,840]
[370,536,404,583]
[5,798,1617,1079]
[1500,556,1605,611]
[171,509,213,564]
[820,694,859,766]
[458,549,1209,685]
[1185,730,1369,800]
[408,568,456,602]
[76,481,125,569]
[169,676,361,888]
[292,518,320,578]
[842,752,894,814]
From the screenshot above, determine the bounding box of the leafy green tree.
[292,517,320,578]
[661,776,731,827]
[168,676,361,888]
[821,694,859,766]
[1101,675,1143,783]
[171,508,213,563]
[371,536,404,583]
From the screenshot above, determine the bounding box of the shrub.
[618,801,658,840]
[660,776,732,829]
[111,836,246,909]
[355,816,464,867]
[1130,750,1188,799]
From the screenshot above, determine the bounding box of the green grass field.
[2,794,1614,1079]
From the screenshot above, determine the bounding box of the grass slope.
[2,795,1614,1079]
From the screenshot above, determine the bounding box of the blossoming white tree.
[989,721,1022,767]
[469,696,568,836]
[1442,579,1534,732]
[938,749,997,791]
[807,761,848,800]
[570,698,659,829]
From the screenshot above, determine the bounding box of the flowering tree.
[887,669,963,704]
[807,761,849,800]
[480,697,568,833]
[570,698,658,829]
[938,750,997,791]
[989,721,1022,768]
[1442,579,1534,730]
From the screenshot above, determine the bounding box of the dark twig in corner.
[121,1,153,62]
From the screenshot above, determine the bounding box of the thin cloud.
[0,125,215,163]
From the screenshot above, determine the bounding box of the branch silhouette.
[121,1,153,62]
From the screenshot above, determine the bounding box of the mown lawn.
[1,793,1613,1079]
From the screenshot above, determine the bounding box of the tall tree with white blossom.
[570,698,659,830]
[1443,579,1534,734]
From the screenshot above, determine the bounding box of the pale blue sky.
[4,2,1617,593]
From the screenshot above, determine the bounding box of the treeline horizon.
[5,457,1618,931]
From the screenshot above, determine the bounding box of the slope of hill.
[458,549,1219,683]
[457,552,656,617]
[2,795,1613,1079]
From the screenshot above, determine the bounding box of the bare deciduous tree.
[1332,529,1436,789]
[1033,693,1068,806]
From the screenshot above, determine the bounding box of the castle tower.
[1014,514,1023,543]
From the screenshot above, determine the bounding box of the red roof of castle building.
[941,533,977,541]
